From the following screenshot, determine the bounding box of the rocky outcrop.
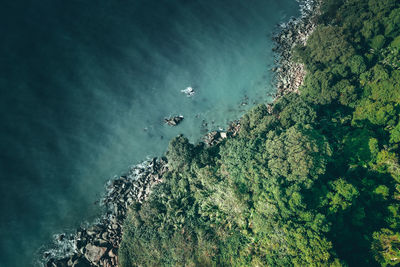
[203,121,240,146]
[204,131,224,146]
[227,120,240,137]
[44,158,168,267]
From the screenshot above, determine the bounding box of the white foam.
[39,233,77,265]
[181,86,195,97]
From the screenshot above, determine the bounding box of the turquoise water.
[0,0,300,266]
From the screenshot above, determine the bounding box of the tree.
[326,179,359,213]
[273,93,317,128]
[166,135,195,170]
[303,25,354,66]
[333,79,359,107]
[301,70,336,104]
[372,229,400,266]
[390,120,400,143]
[384,8,400,36]
[348,55,367,75]
[371,35,386,50]
[342,129,375,166]
[265,126,332,188]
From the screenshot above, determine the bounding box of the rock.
[84,244,107,263]
[96,238,108,246]
[58,234,66,242]
[86,230,96,237]
[101,232,108,240]
[164,115,184,126]
[72,257,91,267]
[181,86,195,97]
[108,248,117,258]
[220,132,227,139]
[204,131,219,145]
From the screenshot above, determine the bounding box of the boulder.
[84,244,107,263]
[101,232,108,240]
[108,248,117,258]
[164,116,184,126]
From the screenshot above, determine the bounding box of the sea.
[0,0,300,266]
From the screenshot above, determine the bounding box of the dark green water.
[0,0,299,266]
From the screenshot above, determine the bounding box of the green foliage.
[303,25,354,66]
[376,150,400,181]
[348,55,367,75]
[372,229,400,266]
[369,138,380,160]
[301,70,336,104]
[166,135,195,170]
[382,47,400,70]
[273,93,317,127]
[342,129,375,166]
[371,35,386,50]
[334,79,359,107]
[265,126,331,188]
[390,120,400,143]
[239,104,277,137]
[353,68,400,127]
[374,185,390,200]
[390,36,400,49]
[326,179,359,213]
[387,204,400,229]
[384,8,400,36]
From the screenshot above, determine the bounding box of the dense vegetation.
[119,0,400,266]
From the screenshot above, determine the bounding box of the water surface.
[0,0,300,265]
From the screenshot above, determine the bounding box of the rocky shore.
[43,1,320,266]
[272,0,321,100]
[44,158,167,267]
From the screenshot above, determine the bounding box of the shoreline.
[272,0,320,100]
[43,1,320,266]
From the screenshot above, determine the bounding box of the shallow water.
[0,0,300,266]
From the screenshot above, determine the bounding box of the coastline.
[272,0,320,100]
[43,1,320,266]
[43,158,167,267]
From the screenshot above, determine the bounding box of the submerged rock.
[164,115,184,126]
